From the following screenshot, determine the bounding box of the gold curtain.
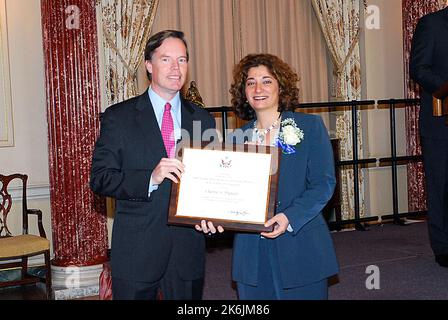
[149,0,329,106]
[149,0,236,106]
[311,0,365,220]
[99,0,159,105]
[234,0,329,103]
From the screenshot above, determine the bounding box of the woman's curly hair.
[229,53,300,120]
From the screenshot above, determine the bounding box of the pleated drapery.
[99,0,159,105]
[149,0,329,106]
[311,0,365,220]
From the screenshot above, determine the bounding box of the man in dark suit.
[90,30,217,299]
[410,7,448,268]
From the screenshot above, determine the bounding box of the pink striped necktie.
[161,102,175,158]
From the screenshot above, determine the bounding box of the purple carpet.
[203,220,448,300]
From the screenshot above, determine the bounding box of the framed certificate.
[168,143,280,233]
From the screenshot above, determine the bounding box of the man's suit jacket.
[232,111,339,289]
[90,92,215,282]
[410,7,448,139]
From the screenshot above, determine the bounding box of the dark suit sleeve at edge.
[199,107,217,136]
[410,15,445,93]
[90,108,152,201]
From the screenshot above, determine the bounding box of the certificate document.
[168,144,280,232]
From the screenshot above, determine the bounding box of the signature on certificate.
[229,210,249,216]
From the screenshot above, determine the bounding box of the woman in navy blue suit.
[229,53,339,300]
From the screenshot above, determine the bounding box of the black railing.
[205,98,427,231]
[377,99,426,225]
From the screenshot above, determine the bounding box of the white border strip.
[8,184,50,200]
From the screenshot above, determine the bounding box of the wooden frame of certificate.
[168,142,280,233]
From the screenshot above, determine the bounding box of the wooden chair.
[0,174,52,299]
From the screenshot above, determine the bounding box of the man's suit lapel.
[180,97,194,140]
[134,93,167,159]
[444,7,448,29]
[241,119,255,143]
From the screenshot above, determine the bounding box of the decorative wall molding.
[0,0,14,147]
[52,264,103,289]
[9,183,50,201]
[3,255,47,267]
